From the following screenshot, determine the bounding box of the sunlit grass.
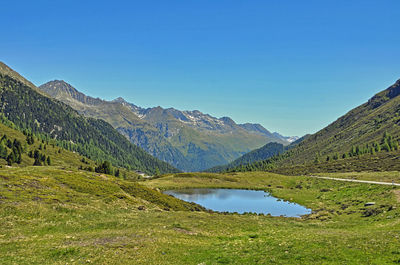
[1,169,400,264]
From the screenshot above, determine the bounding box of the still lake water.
[164,188,312,217]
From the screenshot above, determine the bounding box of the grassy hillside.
[280,79,400,164]
[1,169,400,264]
[269,148,400,175]
[0,117,399,263]
[0,67,179,175]
[0,167,203,211]
[228,79,400,173]
[0,121,93,169]
[0,119,148,179]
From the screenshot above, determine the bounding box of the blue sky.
[2,0,400,136]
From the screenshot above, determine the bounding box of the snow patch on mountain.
[272,132,300,143]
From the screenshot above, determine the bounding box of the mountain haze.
[39,80,290,171]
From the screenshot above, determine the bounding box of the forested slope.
[0,66,179,175]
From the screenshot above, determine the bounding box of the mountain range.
[0,62,178,175]
[39,80,293,171]
[5,60,399,176]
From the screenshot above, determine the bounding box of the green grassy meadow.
[1,168,400,264]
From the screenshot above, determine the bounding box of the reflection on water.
[164,188,311,217]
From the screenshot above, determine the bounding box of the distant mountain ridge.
[0,62,179,175]
[272,132,300,143]
[206,142,286,172]
[39,80,294,171]
[206,134,308,173]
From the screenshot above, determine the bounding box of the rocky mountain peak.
[39,80,103,105]
[219,117,236,126]
[112,97,126,103]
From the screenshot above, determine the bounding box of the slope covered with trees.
[206,142,285,172]
[0,64,179,175]
[228,79,400,173]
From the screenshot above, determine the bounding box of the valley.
[38,80,292,171]
[2,1,400,264]
[0,44,400,265]
[0,62,400,264]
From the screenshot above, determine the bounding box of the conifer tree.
[33,157,42,166]
[0,143,7,159]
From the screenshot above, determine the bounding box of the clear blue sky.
[2,0,400,136]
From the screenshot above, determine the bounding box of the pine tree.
[7,152,15,166]
[393,140,399,151]
[26,135,35,145]
[333,152,339,160]
[40,154,46,163]
[370,147,376,155]
[33,158,42,166]
[350,146,356,157]
[375,143,381,152]
[0,143,7,159]
[6,139,12,149]
[355,146,361,155]
[14,148,22,164]
[95,161,113,174]
[382,142,390,152]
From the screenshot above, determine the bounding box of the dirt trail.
[309,176,400,186]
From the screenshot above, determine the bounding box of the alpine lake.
[164,188,312,217]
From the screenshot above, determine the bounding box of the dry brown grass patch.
[393,189,400,203]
